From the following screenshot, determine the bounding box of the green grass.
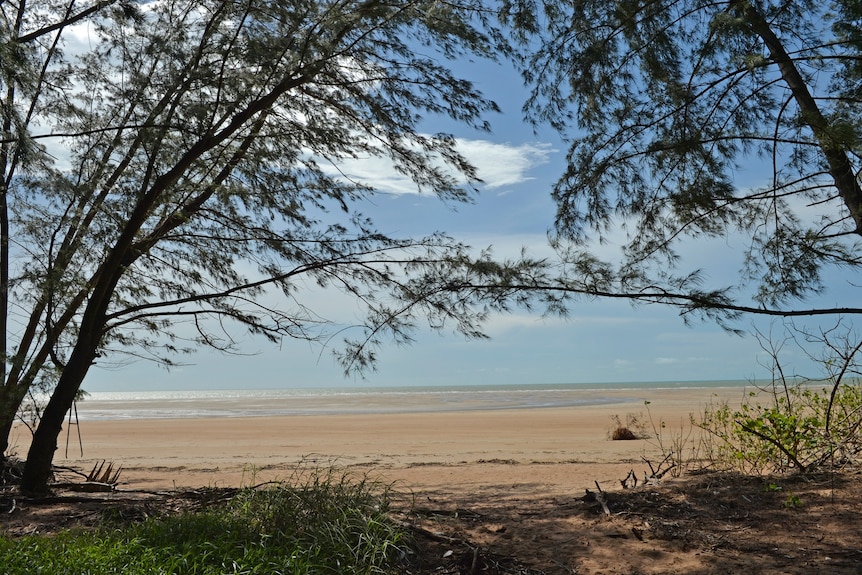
[0,470,410,575]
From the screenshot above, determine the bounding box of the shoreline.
[63,385,754,420]
[9,386,749,494]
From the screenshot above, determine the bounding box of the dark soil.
[2,465,862,574]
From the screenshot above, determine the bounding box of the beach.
[9,386,749,494]
[11,384,862,575]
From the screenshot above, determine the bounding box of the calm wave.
[63,380,750,420]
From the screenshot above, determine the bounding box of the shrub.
[612,426,638,440]
[697,323,862,474]
[609,412,646,440]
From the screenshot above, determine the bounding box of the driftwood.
[583,481,611,515]
[86,461,123,485]
[594,481,611,515]
[619,452,677,490]
[404,522,464,545]
[55,481,116,493]
[44,461,123,492]
[642,452,675,485]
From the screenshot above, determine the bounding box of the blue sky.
[84,40,854,392]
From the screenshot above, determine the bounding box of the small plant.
[612,426,638,440]
[642,401,699,478]
[610,412,647,440]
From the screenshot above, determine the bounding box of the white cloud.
[456,140,554,189]
[324,155,419,195]
[478,307,656,338]
[655,357,681,365]
[326,138,554,195]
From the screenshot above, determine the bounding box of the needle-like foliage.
[0,0,537,492]
[500,1,862,321]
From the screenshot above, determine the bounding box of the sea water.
[64,380,750,420]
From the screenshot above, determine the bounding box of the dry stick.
[63,400,84,458]
[657,451,676,477]
[643,451,675,480]
[51,464,88,479]
[74,401,83,456]
[594,481,611,516]
[620,469,638,489]
[402,522,464,545]
[64,404,72,458]
[53,481,115,493]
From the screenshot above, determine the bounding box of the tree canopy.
[499,0,862,322]
[12,0,861,493]
[0,0,543,492]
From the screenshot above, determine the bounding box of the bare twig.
[594,481,610,515]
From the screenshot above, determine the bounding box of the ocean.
[63,380,752,420]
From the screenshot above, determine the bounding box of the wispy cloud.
[325,138,554,195]
[456,140,554,189]
[655,356,712,365]
[480,313,562,336]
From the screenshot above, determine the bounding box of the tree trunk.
[19,349,94,493]
[735,0,862,233]
[0,384,29,458]
[0,412,14,459]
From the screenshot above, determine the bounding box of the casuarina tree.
[498,0,862,322]
[0,0,542,493]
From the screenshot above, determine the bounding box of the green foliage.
[0,471,407,574]
[698,323,862,474]
[501,0,862,320]
[699,382,862,474]
[784,493,804,509]
[1,0,561,489]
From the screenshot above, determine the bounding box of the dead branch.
[86,461,123,485]
[590,481,611,515]
[620,469,638,489]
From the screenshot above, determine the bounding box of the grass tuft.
[0,467,408,574]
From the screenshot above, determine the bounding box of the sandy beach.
[9,387,748,495]
[11,384,862,575]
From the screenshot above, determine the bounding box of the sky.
[82,24,857,392]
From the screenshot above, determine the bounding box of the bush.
[612,426,638,440]
[609,412,646,440]
[698,383,862,474]
[697,323,862,474]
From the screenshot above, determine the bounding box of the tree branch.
[735,0,862,233]
[15,0,124,44]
